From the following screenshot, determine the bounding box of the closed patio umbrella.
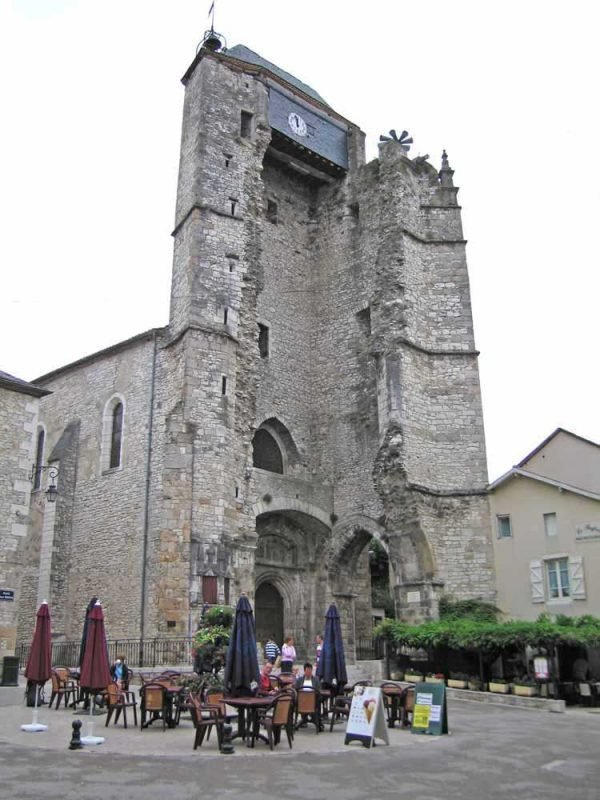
[316,604,347,692]
[224,594,260,697]
[78,596,98,669]
[79,601,111,745]
[21,601,52,732]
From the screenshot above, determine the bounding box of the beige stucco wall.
[491,474,600,620]
[520,431,600,494]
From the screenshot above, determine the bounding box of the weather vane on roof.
[379,130,413,153]
[197,1,226,53]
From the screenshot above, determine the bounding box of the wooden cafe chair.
[252,692,294,750]
[189,694,223,750]
[105,681,138,728]
[294,688,321,733]
[140,683,167,731]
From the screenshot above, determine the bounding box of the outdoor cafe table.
[224,696,275,747]
[381,684,408,728]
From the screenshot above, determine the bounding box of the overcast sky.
[1,0,598,481]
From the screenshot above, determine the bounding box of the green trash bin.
[1,655,20,686]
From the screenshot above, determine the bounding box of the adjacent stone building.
[15,37,495,658]
[0,371,49,667]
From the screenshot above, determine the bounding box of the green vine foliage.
[374,614,600,652]
[192,607,233,677]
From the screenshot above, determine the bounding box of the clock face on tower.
[288,112,307,137]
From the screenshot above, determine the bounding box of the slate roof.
[0,369,51,398]
[226,44,328,106]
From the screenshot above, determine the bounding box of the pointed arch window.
[110,402,124,468]
[33,427,45,490]
[102,394,126,473]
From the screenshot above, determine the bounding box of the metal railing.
[356,636,384,661]
[17,637,195,670]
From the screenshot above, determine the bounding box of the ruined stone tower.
[18,37,494,660]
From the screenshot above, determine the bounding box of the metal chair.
[48,668,77,710]
[252,692,294,750]
[105,681,138,728]
[294,688,321,733]
[189,694,223,750]
[140,683,167,730]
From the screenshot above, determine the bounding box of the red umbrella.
[79,602,111,692]
[25,601,52,685]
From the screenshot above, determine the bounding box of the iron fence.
[16,637,195,670]
[356,636,384,661]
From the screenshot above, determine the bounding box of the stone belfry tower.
[161,31,495,653]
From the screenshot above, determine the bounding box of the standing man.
[264,634,281,665]
[315,634,323,670]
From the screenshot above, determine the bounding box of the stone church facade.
[16,40,495,659]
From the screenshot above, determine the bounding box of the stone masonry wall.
[0,386,39,656]
[27,333,159,642]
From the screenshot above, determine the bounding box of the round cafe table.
[223,695,275,747]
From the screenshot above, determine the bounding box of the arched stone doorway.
[255,581,284,648]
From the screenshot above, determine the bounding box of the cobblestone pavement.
[1,684,599,799]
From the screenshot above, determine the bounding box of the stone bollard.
[69,719,82,750]
[220,722,235,754]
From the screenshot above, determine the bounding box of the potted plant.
[447,672,469,690]
[488,677,511,694]
[403,668,424,683]
[425,672,446,684]
[512,676,538,697]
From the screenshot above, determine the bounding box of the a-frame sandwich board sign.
[410,681,449,735]
[344,686,390,748]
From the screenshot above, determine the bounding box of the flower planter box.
[404,673,423,683]
[425,677,445,685]
[447,679,468,690]
[489,682,511,694]
[512,685,538,697]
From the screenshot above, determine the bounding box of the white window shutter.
[529,560,545,604]
[569,555,586,600]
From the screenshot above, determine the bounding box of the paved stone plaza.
[1,684,598,800]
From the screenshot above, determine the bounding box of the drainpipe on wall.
[139,330,158,667]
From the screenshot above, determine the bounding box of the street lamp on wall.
[29,465,59,503]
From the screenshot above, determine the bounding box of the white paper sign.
[344,686,389,747]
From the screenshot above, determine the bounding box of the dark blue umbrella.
[316,604,347,690]
[224,594,260,696]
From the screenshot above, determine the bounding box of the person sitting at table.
[258,661,276,695]
[110,656,128,689]
[295,662,322,729]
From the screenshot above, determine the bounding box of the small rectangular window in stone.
[224,577,230,606]
[202,575,218,604]
[223,307,228,325]
[221,375,227,395]
[543,512,557,537]
[110,402,124,468]
[230,198,237,216]
[258,323,269,358]
[496,514,512,538]
[240,110,253,139]
[266,200,278,223]
[357,306,371,336]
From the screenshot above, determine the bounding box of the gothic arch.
[252,496,331,530]
[329,512,436,587]
[253,416,302,471]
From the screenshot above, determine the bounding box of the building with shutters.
[14,33,495,659]
[490,428,600,620]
